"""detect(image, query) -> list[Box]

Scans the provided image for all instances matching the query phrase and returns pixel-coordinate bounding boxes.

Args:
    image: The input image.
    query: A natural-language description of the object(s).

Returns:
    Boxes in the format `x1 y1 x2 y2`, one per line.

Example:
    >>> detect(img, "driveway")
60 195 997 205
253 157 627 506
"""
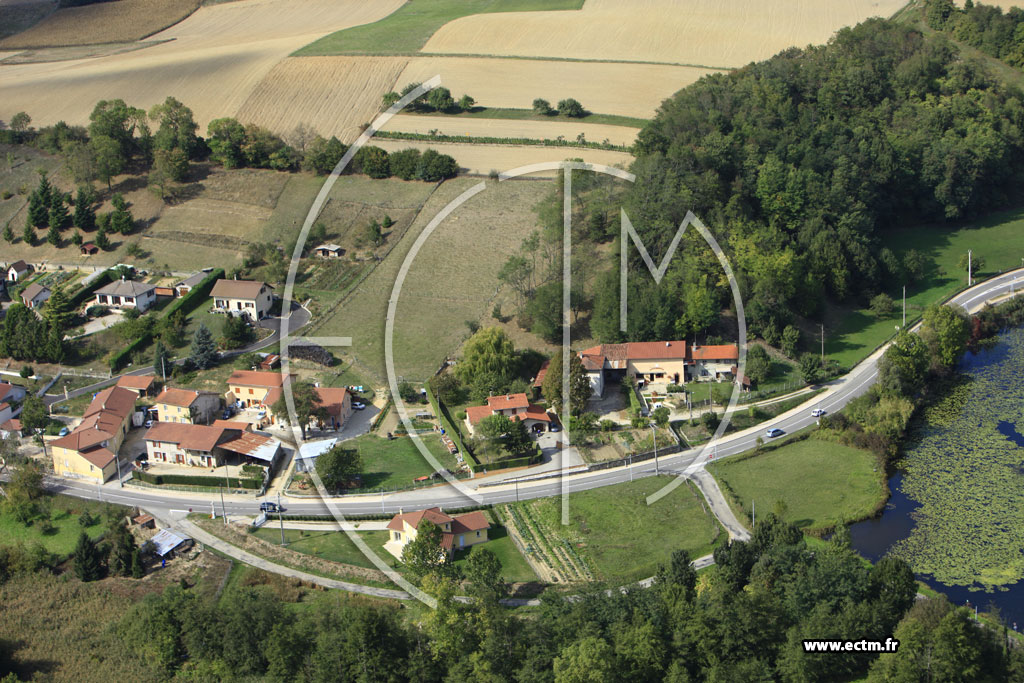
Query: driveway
66 310 124 340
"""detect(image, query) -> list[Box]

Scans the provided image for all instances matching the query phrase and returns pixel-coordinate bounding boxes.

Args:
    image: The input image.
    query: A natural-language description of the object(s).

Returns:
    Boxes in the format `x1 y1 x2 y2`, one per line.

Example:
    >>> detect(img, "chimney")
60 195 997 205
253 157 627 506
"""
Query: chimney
665 342 670 347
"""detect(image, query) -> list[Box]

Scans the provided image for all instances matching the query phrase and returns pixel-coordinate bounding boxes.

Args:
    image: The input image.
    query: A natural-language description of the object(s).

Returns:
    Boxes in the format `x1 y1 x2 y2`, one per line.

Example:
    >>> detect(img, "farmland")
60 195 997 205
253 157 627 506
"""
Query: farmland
310 176 552 382
0 0 200 49
372 139 633 176
422 0 908 67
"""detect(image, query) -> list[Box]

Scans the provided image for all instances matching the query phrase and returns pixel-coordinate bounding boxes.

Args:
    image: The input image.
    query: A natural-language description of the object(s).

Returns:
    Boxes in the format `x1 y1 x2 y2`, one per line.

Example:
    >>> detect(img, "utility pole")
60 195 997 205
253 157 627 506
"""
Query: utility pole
115 452 122 488
161 356 166 381
220 485 227 525
278 492 285 546
902 285 906 328
651 423 659 475
820 324 825 363
968 249 972 287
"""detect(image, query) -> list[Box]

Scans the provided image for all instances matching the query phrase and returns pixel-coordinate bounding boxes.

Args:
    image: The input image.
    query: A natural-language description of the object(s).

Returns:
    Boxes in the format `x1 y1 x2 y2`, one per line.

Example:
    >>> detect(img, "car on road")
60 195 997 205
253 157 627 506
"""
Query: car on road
259 502 281 513
765 427 784 438
811 408 827 417
352 402 366 410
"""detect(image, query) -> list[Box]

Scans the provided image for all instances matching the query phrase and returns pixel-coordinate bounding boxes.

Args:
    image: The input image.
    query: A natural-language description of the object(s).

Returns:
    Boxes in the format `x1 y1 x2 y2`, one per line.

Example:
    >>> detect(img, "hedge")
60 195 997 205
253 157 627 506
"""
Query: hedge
109 333 152 372
479 448 543 472
163 268 224 319
70 269 114 308
132 469 260 489
425 385 478 469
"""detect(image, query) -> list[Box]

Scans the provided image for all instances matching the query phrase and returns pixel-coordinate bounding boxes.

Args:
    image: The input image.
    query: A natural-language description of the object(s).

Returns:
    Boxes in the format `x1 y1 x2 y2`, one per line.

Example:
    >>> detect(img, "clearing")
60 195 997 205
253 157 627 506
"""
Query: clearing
422 0 909 68
707 437 886 535
501 475 724 585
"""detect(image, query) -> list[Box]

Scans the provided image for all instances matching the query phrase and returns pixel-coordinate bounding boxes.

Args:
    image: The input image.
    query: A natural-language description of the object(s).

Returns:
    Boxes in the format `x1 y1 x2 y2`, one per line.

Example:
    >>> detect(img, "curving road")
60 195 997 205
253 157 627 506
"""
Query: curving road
42 270 1024 522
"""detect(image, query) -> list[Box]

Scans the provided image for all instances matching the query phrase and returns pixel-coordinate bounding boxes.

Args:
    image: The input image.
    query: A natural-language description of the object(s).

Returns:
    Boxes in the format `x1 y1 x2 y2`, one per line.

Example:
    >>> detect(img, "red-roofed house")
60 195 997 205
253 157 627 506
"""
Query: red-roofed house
143 422 282 469
116 374 157 397
225 370 297 425
576 340 738 395
464 393 553 435
384 507 490 559
210 279 274 321
0 382 27 406
51 386 137 483
312 386 351 431
153 387 221 425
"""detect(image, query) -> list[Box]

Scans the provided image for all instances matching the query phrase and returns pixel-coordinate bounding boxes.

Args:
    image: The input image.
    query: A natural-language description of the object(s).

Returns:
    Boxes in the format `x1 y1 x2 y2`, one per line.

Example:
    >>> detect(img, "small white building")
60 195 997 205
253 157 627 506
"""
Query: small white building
94 278 158 313
20 282 50 309
6 260 30 282
210 279 274 321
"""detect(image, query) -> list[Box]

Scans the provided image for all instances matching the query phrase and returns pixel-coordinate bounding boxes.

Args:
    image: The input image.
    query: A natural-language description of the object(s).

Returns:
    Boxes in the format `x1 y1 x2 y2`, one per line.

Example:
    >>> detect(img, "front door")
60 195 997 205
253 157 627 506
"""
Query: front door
459 534 465 548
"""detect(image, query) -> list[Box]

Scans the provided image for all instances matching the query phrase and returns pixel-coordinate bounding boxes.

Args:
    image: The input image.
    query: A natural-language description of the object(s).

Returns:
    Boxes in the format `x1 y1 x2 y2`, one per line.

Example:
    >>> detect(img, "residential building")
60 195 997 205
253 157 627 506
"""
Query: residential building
174 271 209 297
312 386 352 431
384 507 490 560
153 387 221 424
0 418 21 438
143 421 281 469
51 386 137 483
116 374 157 397
20 282 50 309
313 244 344 258
464 393 553 435
0 402 12 426
532 359 550 396
0 382 27 406
6 260 30 282
94 278 157 313
210 279 274 321
226 370 293 413
577 340 739 396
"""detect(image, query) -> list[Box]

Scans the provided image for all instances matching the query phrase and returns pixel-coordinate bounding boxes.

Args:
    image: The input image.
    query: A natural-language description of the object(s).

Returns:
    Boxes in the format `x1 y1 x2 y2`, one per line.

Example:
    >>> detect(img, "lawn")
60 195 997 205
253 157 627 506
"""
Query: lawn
0 495 114 557
707 437 886 535
295 0 585 56
515 475 725 585
253 528 389 570
452 524 537 583
345 432 461 491
826 207 1024 369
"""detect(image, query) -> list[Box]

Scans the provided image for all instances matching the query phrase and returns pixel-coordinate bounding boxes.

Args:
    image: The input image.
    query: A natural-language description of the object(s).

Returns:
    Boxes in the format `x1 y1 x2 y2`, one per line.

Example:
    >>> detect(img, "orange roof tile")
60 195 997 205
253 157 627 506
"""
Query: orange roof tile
155 387 201 408
485 393 530 410
144 422 229 452
465 405 495 426
116 374 155 391
690 344 739 360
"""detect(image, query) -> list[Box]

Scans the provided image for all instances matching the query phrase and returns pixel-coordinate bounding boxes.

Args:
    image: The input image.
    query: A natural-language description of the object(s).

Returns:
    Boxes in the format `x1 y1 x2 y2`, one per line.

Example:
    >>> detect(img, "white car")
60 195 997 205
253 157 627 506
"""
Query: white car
352 403 366 411
811 408 826 417
765 428 784 438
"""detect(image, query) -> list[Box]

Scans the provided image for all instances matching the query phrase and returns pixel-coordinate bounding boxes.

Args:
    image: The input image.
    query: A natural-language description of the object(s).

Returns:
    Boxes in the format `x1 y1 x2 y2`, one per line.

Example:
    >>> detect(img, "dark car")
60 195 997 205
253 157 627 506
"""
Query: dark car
259 502 280 513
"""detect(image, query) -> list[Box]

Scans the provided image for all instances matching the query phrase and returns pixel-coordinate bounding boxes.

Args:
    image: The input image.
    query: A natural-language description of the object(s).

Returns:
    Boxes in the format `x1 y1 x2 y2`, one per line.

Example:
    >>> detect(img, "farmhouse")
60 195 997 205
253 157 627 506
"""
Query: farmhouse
143 422 282 469
464 392 552 435
153 387 221 425
51 385 136 484
116 374 157 397
20 282 50 309
577 341 739 396
384 507 490 560
313 244 344 258
6 260 30 282
226 370 291 409
210 279 274 321
0 418 21 439
94 278 157 313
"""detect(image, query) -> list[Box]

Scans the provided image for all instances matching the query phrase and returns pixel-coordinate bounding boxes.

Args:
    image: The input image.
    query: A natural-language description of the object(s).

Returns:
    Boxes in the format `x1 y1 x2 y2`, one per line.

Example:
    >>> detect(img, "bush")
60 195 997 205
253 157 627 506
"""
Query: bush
666 383 683 393
389 148 421 180
532 98 553 115
132 470 260 489
354 146 390 179
85 305 109 318
557 98 585 117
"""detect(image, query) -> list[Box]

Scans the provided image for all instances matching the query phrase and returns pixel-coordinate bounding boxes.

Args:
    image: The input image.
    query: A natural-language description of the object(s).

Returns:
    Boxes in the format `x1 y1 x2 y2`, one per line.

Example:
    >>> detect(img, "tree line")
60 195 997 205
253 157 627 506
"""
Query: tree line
924 0 1024 66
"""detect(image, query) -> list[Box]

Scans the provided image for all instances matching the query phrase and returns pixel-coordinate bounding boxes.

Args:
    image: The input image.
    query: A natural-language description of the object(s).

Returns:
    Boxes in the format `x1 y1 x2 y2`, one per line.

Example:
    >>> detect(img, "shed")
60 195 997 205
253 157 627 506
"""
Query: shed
80 244 99 255
149 529 192 557
314 244 344 258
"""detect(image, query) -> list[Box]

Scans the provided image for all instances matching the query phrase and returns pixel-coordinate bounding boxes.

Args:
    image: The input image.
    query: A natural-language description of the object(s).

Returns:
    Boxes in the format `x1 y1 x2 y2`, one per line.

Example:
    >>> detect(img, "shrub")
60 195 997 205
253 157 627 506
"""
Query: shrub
557 98 585 117
533 98 553 115
354 146 390 179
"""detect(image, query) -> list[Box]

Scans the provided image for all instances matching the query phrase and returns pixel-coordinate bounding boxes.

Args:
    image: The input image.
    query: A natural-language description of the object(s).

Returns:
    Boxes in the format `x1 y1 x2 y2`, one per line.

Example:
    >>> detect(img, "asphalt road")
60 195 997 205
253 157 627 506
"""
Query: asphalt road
41 269 1024 521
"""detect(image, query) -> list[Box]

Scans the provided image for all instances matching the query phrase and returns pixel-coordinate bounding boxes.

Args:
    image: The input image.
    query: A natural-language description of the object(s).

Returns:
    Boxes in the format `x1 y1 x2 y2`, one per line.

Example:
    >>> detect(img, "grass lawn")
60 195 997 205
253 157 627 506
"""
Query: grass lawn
347 432 460 490
0 495 113 557
827 207 1024 369
707 437 886 534
252 528 389 570
295 0 585 56
452 524 537 583
401 106 648 129
521 475 725 585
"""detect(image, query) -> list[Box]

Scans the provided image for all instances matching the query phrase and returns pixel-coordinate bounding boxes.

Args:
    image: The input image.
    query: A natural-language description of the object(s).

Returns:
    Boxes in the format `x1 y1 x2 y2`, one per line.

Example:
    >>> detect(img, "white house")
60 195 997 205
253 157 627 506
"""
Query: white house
20 282 50 309
210 279 274 321
94 278 158 313
6 260 30 282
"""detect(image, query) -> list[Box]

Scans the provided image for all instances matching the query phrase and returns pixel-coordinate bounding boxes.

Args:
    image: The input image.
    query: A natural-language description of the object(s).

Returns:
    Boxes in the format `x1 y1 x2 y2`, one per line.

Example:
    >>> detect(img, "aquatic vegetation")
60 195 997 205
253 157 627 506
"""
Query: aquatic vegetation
890 328 1024 590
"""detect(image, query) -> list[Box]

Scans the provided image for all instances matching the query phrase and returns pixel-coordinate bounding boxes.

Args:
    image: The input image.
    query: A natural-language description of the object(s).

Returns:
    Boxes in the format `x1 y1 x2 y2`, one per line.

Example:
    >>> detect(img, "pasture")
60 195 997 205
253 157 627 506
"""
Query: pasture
422 0 909 67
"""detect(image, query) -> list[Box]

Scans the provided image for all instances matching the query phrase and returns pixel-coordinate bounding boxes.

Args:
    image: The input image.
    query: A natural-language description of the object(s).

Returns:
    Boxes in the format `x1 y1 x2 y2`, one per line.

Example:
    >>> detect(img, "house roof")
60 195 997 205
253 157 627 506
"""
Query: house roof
154 387 202 408
78 446 116 469
212 419 251 430
450 510 490 534
95 279 156 298
227 370 291 389
512 404 552 423
210 279 271 301
578 341 689 367
485 393 530 411
465 405 494 426
21 282 48 302
314 386 349 417
690 344 739 361
0 418 21 433
144 422 229 452
84 386 136 421
80 243 97 252
386 508 491 544
150 529 190 557
580 354 605 371
386 507 454 531
116 374 155 391
0 383 17 402
175 271 208 289
315 244 343 252
219 431 279 462
8 260 28 274
52 428 111 451
533 360 549 388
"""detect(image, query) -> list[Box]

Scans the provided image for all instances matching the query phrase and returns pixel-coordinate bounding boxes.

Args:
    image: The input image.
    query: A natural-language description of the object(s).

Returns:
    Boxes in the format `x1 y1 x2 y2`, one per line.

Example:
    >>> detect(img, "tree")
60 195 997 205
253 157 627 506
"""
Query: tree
799 353 824 385
270 381 325 439
427 86 455 112
149 96 199 158
43 286 73 333
106 521 139 577
557 98 585 117
428 373 464 405
416 149 458 181
94 225 110 250
903 249 925 283
455 327 517 389
9 111 31 133
554 637 616 683
542 352 592 417
207 117 246 168
781 324 800 358
920 303 970 368
389 148 422 180
188 323 218 370
870 292 894 317
26 187 47 228
21 218 34 246
477 414 532 456
6 459 44 505
526 281 561 342
1 223 12 243
73 185 96 231
220 315 254 350
72 531 104 582
153 340 169 379
458 94 476 111
109 193 134 234
745 344 771 385
363 219 383 247
19 396 49 433
401 520 446 579
465 547 506 603
354 145 390 179
532 98 553 116
46 221 60 246
381 91 401 109
652 405 670 428
878 330 930 396
302 135 347 175
92 134 125 190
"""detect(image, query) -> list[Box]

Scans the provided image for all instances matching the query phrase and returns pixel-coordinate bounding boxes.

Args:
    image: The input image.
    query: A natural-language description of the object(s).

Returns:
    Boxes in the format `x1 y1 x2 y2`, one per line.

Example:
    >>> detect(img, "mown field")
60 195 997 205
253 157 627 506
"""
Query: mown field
708 437 886 534
0 0 200 49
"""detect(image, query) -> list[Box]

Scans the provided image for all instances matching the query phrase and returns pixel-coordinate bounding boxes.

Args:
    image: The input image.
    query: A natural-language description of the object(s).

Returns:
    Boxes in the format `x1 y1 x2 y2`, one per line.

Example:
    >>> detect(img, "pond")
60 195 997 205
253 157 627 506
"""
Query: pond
850 326 1024 627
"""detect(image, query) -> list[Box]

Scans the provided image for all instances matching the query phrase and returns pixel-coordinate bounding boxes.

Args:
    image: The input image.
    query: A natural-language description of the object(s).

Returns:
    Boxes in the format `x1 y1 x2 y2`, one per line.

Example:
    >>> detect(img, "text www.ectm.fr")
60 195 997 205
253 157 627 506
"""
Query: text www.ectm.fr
802 639 899 653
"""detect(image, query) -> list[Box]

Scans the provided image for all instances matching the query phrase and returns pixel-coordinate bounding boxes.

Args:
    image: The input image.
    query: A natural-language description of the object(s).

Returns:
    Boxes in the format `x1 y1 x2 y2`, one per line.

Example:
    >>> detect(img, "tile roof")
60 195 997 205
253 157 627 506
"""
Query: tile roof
210 279 271 300
387 507 454 531
690 344 739 360
485 393 530 411
52 427 112 452
212 419 251 430
144 422 229 452
95 279 157 298
386 508 491 547
79 447 115 469
513 405 552 423
465 405 494 426
84 386 136 421
0 383 16 402
450 510 490 534
532 360 549 388
154 387 201 408
116 374 155 391
314 386 349 417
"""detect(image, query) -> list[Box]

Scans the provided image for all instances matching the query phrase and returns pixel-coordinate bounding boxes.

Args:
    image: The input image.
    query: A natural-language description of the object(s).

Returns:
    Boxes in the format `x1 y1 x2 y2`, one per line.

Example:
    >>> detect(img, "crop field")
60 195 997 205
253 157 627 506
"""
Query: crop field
372 139 634 177
396 56 716 119
236 56 410 144
0 0 54 43
0 0 403 131
311 177 550 382
0 0 200 49
385 113 639 147
422 0 908 67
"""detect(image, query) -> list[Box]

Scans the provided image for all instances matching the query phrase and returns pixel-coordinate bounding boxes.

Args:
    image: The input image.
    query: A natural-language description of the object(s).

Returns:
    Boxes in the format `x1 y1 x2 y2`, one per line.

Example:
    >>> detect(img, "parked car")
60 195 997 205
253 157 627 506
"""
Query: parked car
765 428 784 438
259 502 280 513
549 424 561 432
811 408 826 417
144 420 154 428
58 426 70 436
352 402 366 411
222 408 234 420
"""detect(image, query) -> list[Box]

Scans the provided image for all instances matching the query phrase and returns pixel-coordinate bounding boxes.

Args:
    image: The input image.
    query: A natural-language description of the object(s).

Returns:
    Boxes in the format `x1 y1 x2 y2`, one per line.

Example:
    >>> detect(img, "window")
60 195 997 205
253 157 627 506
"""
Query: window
248 388 254 395
393 532 400 541
476 531 481 537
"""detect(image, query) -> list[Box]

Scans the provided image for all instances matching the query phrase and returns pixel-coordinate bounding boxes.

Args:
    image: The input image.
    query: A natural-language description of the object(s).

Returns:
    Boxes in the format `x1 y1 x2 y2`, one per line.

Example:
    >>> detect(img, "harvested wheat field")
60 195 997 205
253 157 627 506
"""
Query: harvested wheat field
0 0 403 130
0 0 201 49
423 0 908 67
396 57 717 119
237 56 409 144
385 113 639 147
373 139 633 177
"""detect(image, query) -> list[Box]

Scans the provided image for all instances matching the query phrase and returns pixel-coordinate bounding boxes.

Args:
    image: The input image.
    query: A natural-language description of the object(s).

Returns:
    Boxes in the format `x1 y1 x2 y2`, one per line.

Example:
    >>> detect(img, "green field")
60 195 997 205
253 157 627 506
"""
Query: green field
345 432 461 490
401 106 648 129
452 525 537 583
253 528 390 569
0 495 113 557
826 208 1024 369
515 475 724 585
708 437 886 534
295 0 585 56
